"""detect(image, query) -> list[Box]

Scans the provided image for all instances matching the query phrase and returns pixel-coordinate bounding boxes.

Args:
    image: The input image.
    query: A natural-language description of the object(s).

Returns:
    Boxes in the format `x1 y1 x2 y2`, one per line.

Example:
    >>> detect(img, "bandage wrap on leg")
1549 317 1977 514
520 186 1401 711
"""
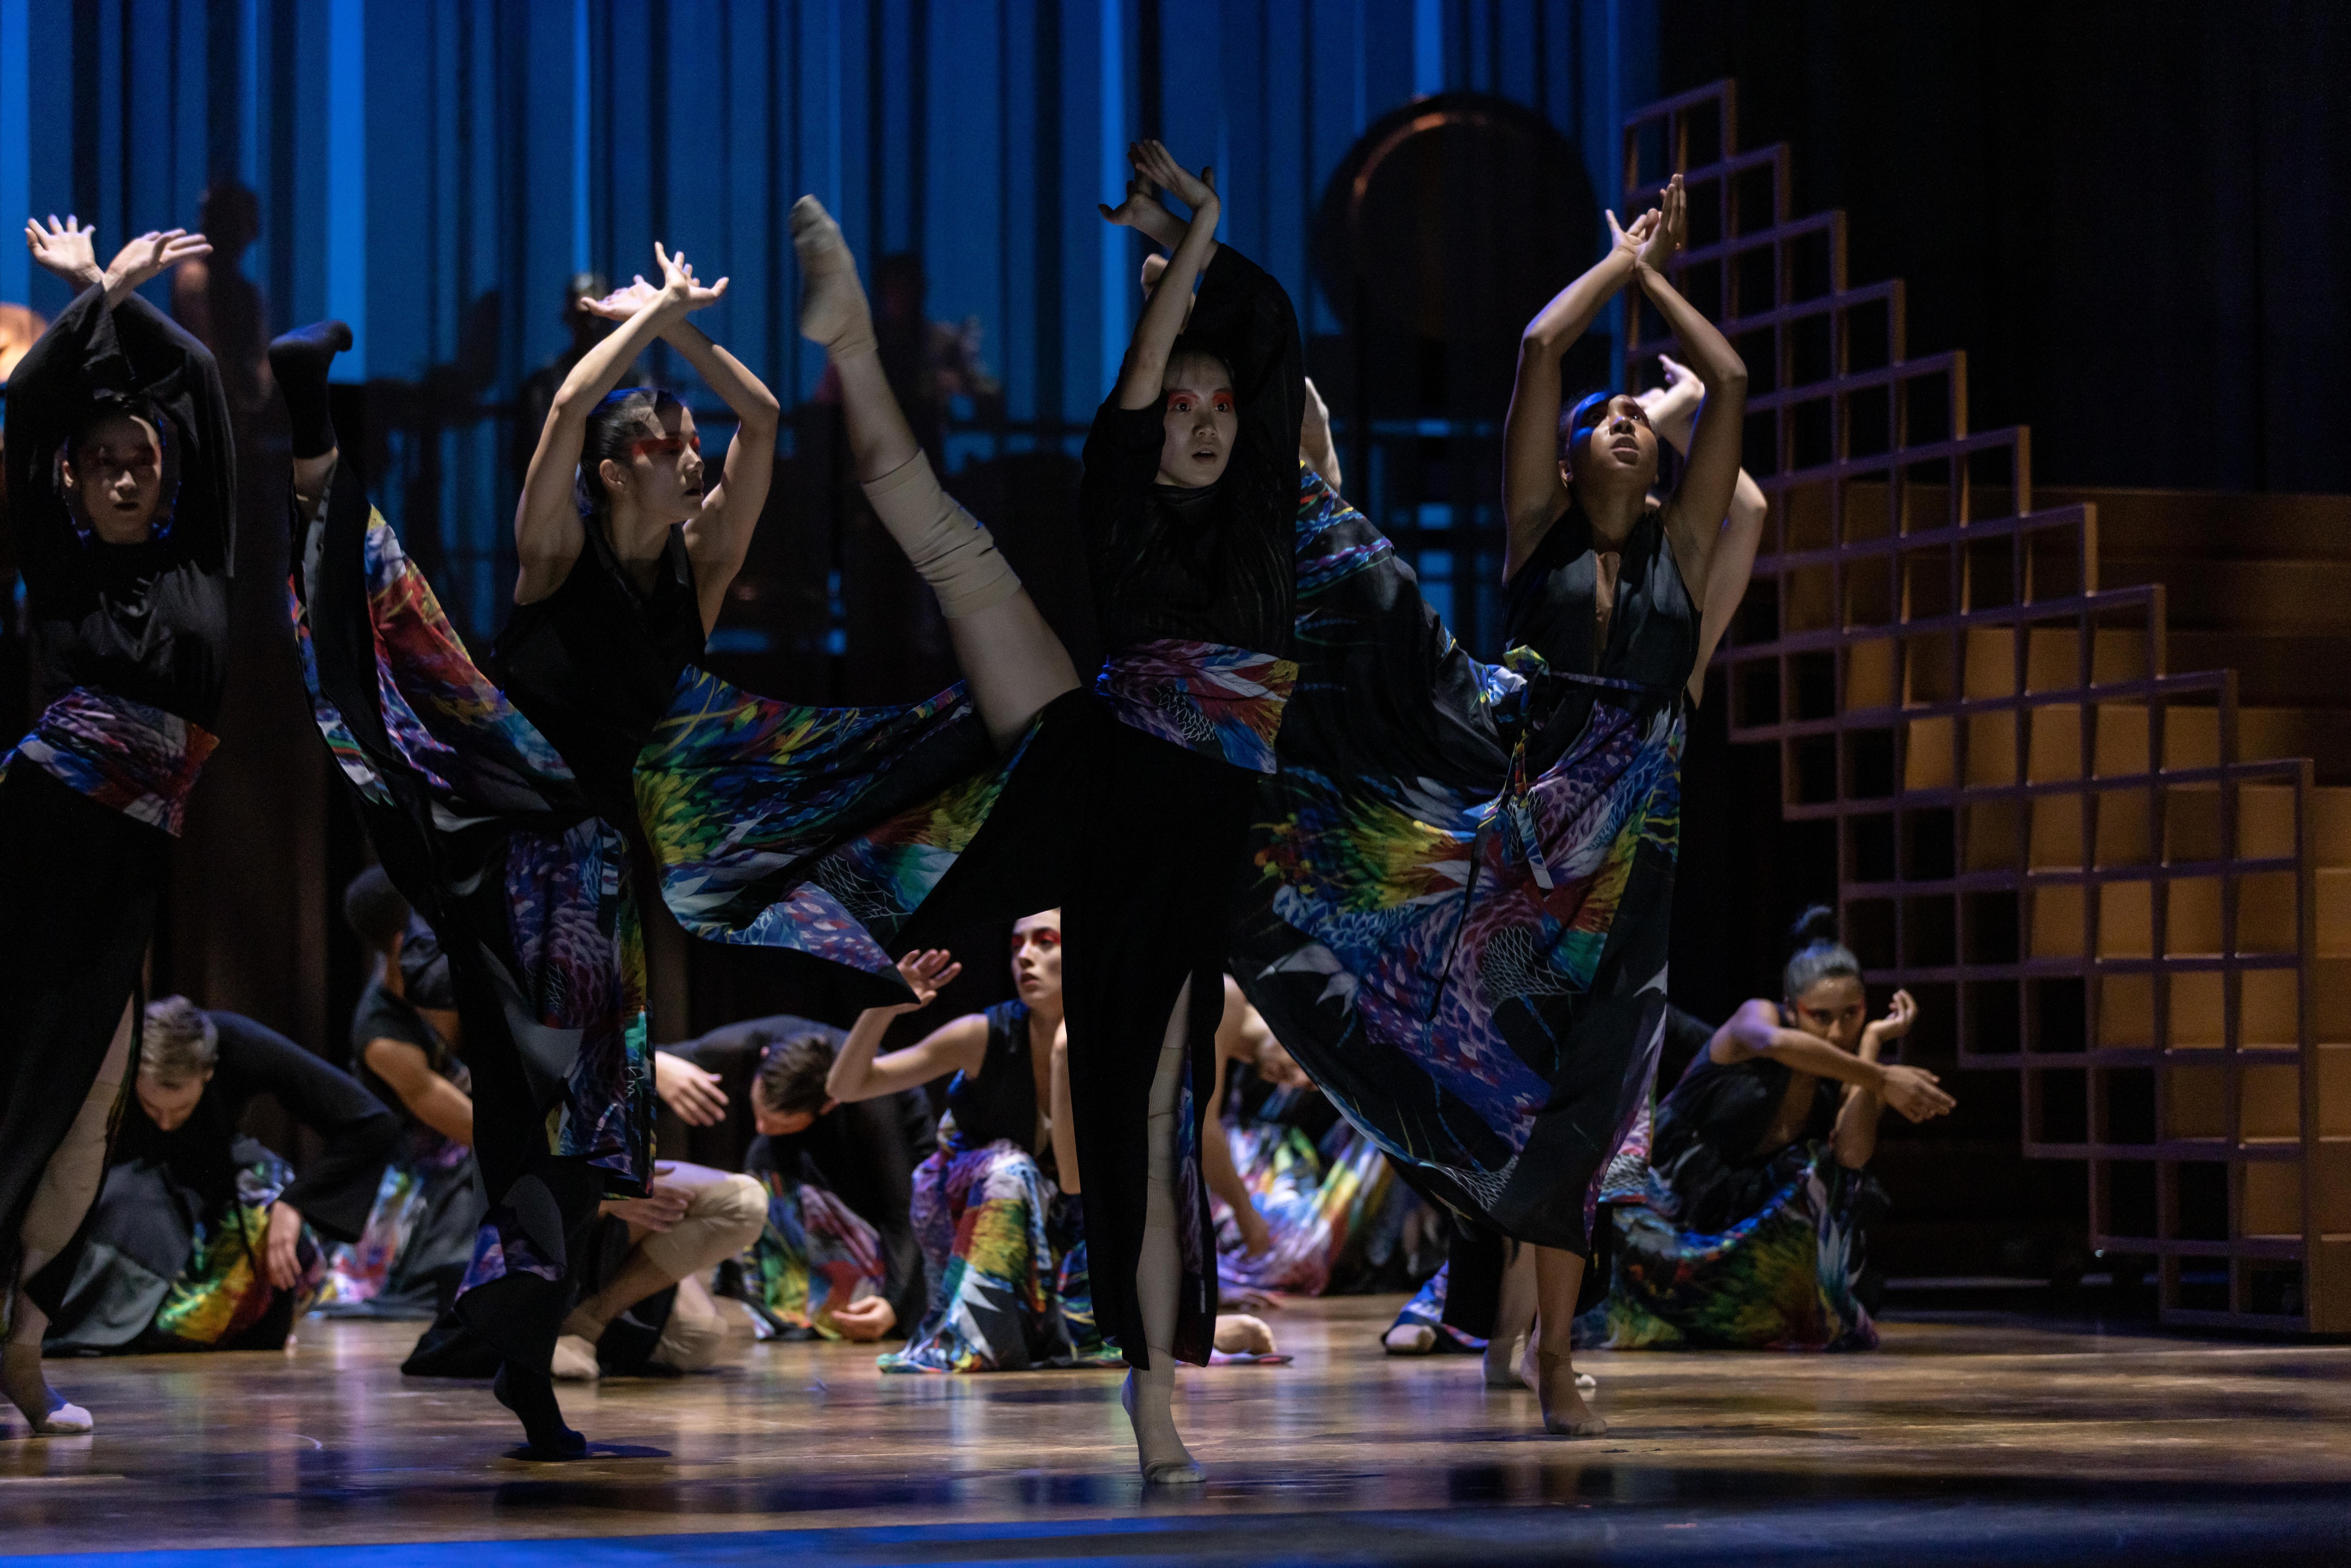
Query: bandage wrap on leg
862 450 1020 619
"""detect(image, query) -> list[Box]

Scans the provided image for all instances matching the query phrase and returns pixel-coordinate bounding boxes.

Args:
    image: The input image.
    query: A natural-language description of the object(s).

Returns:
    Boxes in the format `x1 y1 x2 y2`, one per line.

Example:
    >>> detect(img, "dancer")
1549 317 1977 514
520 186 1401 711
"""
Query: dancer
771 136 1302 1476
497 247 776 832
2 216 224 1436
1577 908 1953 1350
720 1025 936 1343
41 1000 399 1354
1221 172 1752 1436
824 918 1113 1372
313 870 485 1320
270 241 744 1457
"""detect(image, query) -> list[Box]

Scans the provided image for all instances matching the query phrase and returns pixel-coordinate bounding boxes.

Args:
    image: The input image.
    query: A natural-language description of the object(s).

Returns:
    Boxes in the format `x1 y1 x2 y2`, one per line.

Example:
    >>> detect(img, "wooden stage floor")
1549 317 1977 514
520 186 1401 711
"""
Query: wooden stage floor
5 1296 2350 1565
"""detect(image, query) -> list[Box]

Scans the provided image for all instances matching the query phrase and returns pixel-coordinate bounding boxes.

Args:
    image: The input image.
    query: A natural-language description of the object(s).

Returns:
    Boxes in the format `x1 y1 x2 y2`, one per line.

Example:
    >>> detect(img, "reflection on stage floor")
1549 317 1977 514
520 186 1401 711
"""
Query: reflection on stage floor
5 1296 2348 1564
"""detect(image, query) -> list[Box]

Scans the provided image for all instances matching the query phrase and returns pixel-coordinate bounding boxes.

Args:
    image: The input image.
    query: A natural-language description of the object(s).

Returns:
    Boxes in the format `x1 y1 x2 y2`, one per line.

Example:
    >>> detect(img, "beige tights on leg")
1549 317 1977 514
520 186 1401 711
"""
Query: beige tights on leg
792 194 1077 750
1121 979 1206 1485
6 999 134 1435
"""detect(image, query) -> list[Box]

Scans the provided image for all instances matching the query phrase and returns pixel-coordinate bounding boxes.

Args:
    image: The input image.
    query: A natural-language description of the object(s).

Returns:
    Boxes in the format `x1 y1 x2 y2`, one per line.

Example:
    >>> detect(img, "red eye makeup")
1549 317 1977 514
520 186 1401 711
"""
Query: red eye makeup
628 433 702 460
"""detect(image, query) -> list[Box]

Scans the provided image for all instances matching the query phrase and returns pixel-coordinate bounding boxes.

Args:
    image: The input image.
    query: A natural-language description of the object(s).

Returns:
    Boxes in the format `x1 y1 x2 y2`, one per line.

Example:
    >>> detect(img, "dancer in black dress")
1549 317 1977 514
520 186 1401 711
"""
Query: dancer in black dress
782 135 1298 1478
2 216 222 1436
270 240 770 1457
1466 172 1748 1429
1576 908 1953 1351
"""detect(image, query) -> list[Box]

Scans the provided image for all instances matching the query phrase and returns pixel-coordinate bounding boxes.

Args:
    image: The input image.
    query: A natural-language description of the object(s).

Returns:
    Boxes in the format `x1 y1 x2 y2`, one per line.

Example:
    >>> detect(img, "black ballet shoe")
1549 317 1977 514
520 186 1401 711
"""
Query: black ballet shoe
493 1363 586 1460
268 321 353 461
268 319 353 374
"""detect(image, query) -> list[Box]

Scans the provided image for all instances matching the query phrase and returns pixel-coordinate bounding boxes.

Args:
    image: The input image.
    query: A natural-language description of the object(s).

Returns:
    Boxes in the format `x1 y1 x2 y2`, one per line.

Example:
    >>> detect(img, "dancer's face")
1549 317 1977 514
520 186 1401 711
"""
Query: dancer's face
63 411 165 544
1011 911 1063 1007
1156 352 1236 489
1565 394 1658 496
601 407 707 525
1786 975 1867 1053
136 1069 211 1132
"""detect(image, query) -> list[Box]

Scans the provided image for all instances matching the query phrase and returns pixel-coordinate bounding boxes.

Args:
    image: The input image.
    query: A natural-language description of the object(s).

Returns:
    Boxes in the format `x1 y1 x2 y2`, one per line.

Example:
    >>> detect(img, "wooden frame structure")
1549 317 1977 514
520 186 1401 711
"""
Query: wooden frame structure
1621 80 2347 1331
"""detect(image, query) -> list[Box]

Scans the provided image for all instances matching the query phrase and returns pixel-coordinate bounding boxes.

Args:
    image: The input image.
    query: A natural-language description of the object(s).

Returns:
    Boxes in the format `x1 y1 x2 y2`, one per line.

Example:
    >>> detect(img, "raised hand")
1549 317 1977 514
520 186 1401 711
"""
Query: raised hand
105 228 212 295
1604 205 1659 268
1638 352 1705 443
581 273 663 321
1634 173 1688 274
892 947 963 1011
1131 139 1216 217
1099 171 1176 233
1870 988 1919 1045
652 241 727 314
25 215 101 289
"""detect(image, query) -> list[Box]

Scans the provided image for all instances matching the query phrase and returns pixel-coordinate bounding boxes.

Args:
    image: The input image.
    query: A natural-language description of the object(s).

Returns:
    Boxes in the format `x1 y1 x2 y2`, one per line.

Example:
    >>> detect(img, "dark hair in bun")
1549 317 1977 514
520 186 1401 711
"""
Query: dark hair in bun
1782 904 1862 1000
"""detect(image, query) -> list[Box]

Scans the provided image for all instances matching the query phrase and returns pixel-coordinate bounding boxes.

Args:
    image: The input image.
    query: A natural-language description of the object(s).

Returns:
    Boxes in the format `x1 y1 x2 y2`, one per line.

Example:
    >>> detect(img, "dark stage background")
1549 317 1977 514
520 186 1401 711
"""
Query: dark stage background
3 0 2342 1286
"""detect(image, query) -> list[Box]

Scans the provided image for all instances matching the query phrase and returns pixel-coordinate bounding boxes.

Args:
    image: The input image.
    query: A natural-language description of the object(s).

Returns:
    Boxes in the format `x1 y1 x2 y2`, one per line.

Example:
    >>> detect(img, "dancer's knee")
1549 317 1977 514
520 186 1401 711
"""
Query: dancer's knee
861 450 1018 619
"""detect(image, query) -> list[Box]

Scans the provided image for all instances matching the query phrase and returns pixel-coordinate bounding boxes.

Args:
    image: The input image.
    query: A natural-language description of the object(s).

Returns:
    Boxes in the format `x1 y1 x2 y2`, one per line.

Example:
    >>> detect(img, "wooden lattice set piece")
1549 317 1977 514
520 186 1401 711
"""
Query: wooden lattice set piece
1622 80 2351 1332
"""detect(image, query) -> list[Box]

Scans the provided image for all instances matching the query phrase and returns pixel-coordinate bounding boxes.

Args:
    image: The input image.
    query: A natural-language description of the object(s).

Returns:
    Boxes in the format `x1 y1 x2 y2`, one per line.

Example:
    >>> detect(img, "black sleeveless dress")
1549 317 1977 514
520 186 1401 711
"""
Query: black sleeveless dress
1231 489 1694 1256
0 286 235 1315
493 516 706 832
290 462 656 1366
939 999 1048 1160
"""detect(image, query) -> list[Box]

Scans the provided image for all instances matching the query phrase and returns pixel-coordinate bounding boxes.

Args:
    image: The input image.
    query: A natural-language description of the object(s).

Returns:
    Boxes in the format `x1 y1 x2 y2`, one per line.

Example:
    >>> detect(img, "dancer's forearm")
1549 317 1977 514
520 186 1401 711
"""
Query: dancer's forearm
1116 192 1220 410
663 321 779 435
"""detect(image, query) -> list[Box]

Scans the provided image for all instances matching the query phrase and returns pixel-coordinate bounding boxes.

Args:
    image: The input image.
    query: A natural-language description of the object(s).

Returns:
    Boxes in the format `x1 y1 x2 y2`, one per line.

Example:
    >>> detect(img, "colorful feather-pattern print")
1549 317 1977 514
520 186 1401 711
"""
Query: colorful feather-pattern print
502 818 653 1182
1231 465 1683 1246
1215 1119 1397 1297
150 1150 321 1347
1573 1146 1882 1352
1093 639 1297 774
635 667 1017 979
1 685 218 834
291 508 573 817
879 1135 1119 1374
745 1172 888 1339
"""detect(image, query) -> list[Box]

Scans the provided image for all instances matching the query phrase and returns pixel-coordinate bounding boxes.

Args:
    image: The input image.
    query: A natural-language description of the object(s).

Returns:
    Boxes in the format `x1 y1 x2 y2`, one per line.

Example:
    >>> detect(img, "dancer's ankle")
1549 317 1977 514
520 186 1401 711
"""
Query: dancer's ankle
2 1342 91 1435
493 1361 586 1459
1121 1359 1206 1484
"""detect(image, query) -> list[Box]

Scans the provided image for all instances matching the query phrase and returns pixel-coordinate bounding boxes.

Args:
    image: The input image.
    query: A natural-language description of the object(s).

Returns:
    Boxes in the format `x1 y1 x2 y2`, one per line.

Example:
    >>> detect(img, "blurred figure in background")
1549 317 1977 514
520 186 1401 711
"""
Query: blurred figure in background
170 181 270 417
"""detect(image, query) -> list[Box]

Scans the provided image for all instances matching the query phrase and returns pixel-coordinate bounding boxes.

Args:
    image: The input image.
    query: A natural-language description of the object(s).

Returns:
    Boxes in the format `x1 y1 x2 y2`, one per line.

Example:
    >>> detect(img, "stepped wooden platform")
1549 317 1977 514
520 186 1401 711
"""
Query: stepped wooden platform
1628 83 2351 1332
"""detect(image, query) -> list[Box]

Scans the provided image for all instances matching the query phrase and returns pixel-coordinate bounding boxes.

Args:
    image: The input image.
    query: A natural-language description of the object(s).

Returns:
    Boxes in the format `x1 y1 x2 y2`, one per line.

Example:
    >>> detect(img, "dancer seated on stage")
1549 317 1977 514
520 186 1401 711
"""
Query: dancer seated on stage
741 1030 935 1341
651 1015 935 1344
1207 979 1415 1301
314 867 484 1320
1574 907 1954 1352
825 914 1117 1373
40 999 399 1355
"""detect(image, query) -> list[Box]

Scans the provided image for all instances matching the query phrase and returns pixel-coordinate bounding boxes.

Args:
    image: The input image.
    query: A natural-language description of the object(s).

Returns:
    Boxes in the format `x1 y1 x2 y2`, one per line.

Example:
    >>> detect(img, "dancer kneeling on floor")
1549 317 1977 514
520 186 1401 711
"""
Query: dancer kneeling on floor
734 1028 935 1344
824 914 1115 1372
42 998 399 1355
314 868 485 1320
649 1014 935 1345
1574 907 1955 1351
